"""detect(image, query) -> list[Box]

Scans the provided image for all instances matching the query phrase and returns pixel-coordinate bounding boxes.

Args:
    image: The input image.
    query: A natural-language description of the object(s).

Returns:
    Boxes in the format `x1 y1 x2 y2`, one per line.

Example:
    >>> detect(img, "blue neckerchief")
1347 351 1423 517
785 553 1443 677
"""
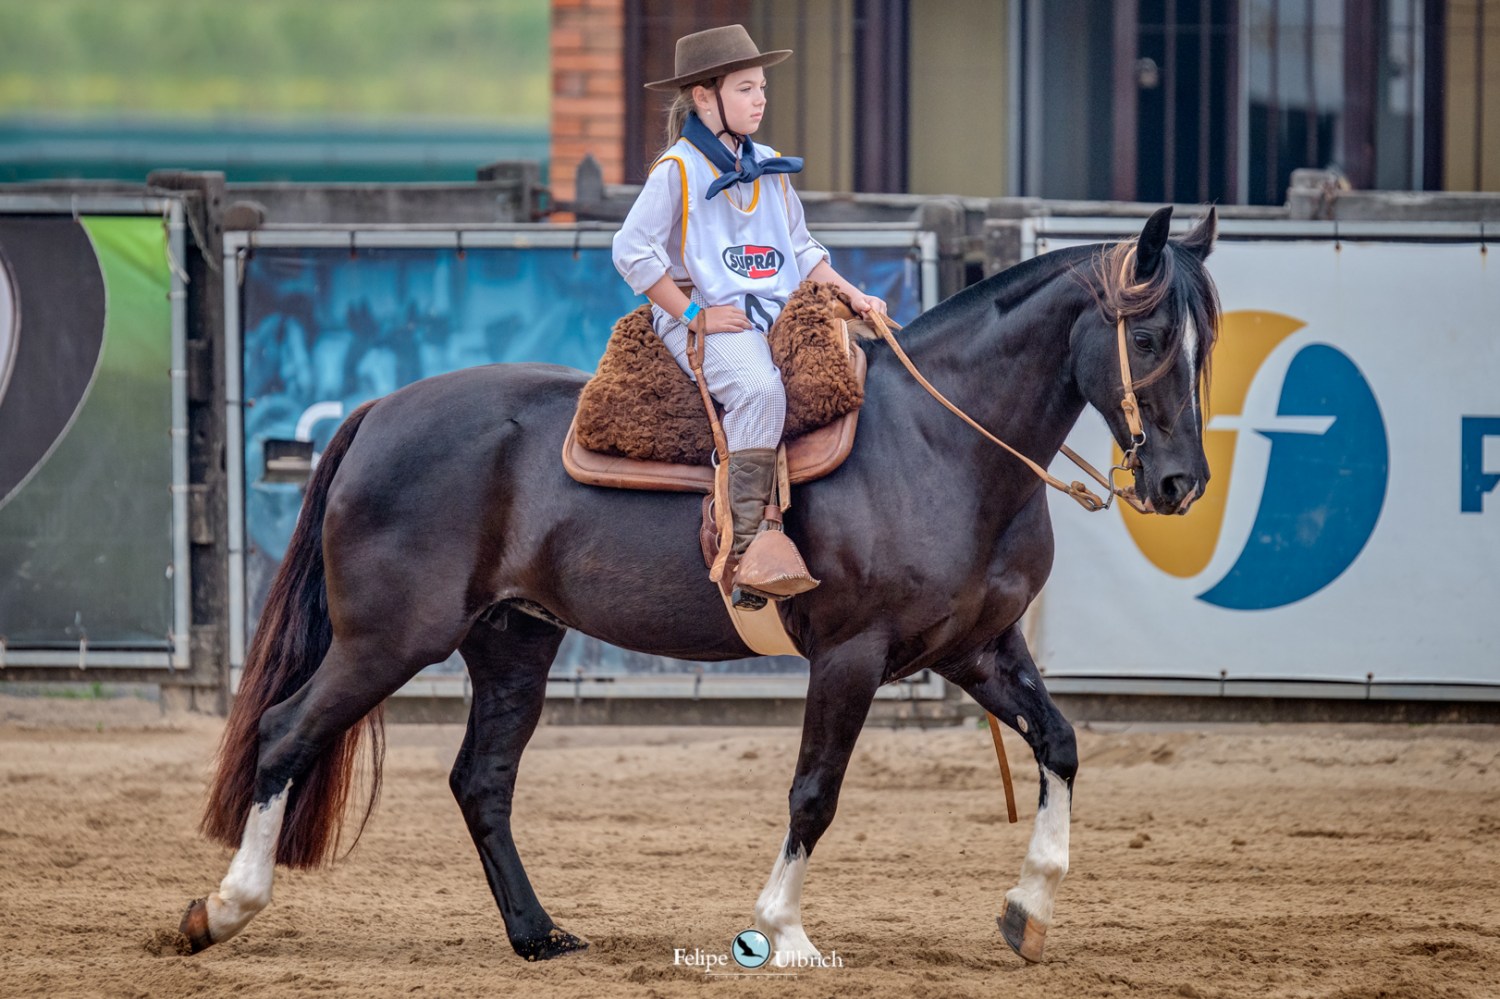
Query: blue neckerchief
682 111 803 201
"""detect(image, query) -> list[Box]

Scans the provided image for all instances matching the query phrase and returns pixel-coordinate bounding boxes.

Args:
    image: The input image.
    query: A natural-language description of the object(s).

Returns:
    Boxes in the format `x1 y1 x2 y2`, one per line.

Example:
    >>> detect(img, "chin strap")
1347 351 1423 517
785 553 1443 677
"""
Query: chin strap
866 309 1153 514
710 79 745 170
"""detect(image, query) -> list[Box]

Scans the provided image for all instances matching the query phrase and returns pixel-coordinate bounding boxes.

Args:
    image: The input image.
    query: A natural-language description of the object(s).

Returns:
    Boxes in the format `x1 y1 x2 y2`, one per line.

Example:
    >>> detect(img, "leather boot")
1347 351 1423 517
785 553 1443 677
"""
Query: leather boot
725 449 819 608
726 449 776 559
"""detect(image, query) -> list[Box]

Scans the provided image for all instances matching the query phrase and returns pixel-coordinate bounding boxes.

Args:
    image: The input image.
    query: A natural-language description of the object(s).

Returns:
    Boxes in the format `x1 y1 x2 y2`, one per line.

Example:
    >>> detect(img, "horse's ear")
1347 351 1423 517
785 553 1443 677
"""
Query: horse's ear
1179 206 1218 260
1135 206 1174 279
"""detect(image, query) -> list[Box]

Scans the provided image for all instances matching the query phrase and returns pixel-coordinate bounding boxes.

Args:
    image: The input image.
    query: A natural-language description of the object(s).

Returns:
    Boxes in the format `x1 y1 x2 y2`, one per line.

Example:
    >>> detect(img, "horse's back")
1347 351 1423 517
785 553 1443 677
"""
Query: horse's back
317 361 748 657
320 362 586 548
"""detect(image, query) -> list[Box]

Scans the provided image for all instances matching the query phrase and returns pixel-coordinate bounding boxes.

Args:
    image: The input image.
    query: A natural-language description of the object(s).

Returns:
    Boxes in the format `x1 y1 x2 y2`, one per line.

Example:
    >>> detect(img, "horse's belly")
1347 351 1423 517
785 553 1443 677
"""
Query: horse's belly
504 486 754 660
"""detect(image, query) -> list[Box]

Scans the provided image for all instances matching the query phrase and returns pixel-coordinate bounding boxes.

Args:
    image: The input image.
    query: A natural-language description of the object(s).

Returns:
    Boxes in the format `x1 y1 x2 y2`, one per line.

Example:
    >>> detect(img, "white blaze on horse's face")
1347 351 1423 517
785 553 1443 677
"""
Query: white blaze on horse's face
1180 310 1204 509
1184 312 1199 426
1004 768 1071 926
755 833 821 964
205 783 290 943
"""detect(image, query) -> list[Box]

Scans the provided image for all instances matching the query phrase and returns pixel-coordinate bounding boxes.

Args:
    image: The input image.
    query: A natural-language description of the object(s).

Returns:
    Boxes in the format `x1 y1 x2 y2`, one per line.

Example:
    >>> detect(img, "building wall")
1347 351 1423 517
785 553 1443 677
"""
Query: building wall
552 0 1499 203
750 0 856 193
909 0 1010 196
1444 0 1500 191
550 0 626 206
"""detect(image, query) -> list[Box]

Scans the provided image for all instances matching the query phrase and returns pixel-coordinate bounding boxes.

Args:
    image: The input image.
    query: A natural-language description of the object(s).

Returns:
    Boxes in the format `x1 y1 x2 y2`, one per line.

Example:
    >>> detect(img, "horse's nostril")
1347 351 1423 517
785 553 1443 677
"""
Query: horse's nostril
1161 474 1190 506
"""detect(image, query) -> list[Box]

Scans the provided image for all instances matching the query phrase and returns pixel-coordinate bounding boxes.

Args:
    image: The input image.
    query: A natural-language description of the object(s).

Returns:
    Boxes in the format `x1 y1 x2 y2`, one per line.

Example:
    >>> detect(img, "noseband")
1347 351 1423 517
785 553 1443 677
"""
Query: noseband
868 310 1154 514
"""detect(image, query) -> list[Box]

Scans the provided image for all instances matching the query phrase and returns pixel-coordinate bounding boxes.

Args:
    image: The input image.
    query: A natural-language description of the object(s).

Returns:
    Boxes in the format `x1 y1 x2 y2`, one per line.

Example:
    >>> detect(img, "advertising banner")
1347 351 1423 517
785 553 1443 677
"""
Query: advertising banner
0 213 180 654
1031 227 1499 691
234 231 933 682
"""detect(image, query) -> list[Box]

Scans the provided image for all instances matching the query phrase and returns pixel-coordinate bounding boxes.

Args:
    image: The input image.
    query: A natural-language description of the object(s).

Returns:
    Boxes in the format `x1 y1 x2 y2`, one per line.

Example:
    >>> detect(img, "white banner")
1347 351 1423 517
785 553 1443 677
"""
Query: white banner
1032 228 1500 688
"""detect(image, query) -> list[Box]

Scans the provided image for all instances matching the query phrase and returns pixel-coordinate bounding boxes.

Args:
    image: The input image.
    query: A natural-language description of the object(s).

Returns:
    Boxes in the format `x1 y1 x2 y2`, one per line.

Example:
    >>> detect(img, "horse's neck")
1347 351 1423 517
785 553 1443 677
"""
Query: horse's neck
888 267 1092 473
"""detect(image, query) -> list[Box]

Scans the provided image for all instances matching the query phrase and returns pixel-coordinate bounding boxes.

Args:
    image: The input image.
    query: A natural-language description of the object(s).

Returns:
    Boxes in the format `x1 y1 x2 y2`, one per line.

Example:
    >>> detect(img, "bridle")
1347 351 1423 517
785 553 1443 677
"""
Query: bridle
866 309 1155 514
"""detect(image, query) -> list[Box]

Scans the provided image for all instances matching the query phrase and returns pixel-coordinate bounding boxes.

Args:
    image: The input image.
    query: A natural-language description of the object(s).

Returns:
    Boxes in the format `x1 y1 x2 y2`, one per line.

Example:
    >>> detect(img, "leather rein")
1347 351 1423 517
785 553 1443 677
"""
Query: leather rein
865 309 1153 514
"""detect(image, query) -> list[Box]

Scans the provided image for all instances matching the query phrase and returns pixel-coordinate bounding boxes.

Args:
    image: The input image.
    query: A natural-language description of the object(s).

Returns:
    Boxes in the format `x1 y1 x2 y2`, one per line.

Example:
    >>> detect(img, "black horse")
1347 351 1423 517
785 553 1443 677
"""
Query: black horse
183 206 1219 965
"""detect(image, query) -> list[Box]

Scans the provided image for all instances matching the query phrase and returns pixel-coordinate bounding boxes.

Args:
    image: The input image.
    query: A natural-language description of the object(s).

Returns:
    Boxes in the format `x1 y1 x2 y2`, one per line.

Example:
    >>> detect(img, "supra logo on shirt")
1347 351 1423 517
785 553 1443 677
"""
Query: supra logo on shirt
722 244 784 279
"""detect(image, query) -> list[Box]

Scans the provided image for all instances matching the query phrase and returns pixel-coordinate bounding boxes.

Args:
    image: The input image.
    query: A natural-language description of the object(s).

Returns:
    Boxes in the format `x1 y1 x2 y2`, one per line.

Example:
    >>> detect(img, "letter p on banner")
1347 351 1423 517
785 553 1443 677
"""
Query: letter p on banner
1460 417 1500 513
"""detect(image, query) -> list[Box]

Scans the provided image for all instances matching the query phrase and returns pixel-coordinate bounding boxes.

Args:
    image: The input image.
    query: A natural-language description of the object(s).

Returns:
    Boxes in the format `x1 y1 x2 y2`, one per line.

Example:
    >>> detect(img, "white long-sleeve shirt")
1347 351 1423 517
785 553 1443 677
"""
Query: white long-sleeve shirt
611 142 829 297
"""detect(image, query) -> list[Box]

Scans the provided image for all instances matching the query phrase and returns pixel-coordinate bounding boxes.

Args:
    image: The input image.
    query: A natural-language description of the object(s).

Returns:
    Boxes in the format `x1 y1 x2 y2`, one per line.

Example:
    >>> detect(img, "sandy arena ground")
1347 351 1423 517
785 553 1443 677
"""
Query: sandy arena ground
2 693 1498 999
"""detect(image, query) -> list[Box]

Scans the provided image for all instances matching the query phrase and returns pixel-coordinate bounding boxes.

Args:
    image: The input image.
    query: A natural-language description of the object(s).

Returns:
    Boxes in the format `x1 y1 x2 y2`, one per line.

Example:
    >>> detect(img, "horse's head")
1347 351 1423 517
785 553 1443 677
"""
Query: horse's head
1072 206 1220 516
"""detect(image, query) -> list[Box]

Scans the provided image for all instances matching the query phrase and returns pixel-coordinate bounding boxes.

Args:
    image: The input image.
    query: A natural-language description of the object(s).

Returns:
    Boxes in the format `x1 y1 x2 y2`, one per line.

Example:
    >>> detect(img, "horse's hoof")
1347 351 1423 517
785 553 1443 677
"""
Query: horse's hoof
514 927 590 962
997 899 1047 963
179 898 216 954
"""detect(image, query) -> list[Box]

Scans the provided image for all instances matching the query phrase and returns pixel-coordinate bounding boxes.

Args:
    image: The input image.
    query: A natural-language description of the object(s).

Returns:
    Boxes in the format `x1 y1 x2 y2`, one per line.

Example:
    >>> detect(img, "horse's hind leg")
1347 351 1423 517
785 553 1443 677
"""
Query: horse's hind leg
184 619 469 950
449 607 585 961
955 625 1078 963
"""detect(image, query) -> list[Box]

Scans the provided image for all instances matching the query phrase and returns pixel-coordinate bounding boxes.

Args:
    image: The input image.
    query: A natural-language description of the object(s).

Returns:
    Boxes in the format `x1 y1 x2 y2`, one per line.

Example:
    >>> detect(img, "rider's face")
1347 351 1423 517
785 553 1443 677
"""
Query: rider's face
696 67 767 138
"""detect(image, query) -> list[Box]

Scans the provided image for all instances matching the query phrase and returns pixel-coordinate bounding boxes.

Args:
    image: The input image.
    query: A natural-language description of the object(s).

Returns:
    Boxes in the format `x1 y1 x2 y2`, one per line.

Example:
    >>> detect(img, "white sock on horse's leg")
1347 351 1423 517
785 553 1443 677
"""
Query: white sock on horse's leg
1004 767 1071 926
754 832 820 964
205 782 291 943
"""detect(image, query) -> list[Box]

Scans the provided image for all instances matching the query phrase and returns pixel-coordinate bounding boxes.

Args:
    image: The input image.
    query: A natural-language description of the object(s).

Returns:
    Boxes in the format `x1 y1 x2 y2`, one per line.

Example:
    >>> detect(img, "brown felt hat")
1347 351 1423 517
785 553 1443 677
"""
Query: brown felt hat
644 24 792 92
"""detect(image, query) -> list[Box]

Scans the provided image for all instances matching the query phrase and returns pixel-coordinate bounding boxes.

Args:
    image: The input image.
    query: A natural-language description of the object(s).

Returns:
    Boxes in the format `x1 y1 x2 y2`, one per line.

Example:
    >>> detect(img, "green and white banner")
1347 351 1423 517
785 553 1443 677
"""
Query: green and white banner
0 212 182 656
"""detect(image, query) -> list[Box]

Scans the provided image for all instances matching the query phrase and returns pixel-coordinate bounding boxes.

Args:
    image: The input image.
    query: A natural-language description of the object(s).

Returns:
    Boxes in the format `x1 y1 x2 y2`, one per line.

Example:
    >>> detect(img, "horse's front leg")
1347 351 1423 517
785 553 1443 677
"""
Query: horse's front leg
954 625 1078 963
754 639 885 966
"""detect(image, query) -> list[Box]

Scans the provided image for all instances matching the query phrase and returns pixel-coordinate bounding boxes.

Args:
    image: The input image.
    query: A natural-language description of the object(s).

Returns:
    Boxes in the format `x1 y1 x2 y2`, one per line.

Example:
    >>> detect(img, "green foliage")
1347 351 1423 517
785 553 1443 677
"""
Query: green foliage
38 681 107 700
0 0 549 122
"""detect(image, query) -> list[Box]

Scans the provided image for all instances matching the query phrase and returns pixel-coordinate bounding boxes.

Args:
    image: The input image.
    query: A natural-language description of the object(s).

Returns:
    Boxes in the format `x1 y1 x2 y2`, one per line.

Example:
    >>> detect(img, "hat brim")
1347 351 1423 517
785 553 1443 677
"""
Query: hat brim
644 50 792 92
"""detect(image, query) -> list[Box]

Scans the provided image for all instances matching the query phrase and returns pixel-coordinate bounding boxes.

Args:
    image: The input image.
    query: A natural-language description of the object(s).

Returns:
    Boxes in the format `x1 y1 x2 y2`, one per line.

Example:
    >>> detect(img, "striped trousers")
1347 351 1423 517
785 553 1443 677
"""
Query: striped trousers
652 297 786 452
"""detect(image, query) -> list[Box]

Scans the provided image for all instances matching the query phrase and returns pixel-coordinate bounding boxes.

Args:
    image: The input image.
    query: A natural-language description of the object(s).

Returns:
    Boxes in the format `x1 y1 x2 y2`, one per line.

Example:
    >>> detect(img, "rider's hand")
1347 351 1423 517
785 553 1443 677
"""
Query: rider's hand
849 291 887 317
691 304 754 335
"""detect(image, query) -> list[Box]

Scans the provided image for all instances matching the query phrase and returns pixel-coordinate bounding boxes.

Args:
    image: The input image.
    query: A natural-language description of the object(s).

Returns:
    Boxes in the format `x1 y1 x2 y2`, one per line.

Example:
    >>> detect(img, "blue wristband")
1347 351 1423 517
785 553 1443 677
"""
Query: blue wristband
681 301 702 324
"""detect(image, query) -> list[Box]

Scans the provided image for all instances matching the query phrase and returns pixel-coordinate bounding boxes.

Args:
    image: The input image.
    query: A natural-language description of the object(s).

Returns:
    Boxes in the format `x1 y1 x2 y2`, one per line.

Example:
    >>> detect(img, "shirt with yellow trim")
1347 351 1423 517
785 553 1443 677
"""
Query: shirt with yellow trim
611 139 828 298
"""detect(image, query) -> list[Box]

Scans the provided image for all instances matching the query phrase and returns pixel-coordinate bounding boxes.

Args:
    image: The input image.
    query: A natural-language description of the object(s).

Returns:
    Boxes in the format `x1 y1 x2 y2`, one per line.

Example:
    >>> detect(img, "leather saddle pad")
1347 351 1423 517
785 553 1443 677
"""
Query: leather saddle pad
563 280 870 494
563 343 865 493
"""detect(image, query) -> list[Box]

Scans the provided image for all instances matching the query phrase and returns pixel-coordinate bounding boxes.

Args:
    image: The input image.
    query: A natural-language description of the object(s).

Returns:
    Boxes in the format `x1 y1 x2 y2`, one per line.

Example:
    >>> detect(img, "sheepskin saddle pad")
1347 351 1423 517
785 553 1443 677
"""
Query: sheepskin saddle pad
563 280 868 494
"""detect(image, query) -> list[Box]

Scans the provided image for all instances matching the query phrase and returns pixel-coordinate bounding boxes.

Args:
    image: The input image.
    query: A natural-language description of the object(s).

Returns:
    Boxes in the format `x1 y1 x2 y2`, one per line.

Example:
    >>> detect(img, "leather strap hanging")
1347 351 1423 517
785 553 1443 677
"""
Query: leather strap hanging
986 713 1019 824
687 325 735 583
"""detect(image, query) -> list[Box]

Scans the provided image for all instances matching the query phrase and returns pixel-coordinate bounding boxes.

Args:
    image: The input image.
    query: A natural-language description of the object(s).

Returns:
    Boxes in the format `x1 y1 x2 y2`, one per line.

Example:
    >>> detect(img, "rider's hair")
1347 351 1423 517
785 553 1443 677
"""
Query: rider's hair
655 86 699 164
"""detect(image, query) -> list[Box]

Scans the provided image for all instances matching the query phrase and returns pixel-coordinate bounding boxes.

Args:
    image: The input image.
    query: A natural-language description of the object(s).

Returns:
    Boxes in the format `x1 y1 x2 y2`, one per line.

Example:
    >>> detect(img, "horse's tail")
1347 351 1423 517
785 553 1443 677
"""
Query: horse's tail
200 399 384 869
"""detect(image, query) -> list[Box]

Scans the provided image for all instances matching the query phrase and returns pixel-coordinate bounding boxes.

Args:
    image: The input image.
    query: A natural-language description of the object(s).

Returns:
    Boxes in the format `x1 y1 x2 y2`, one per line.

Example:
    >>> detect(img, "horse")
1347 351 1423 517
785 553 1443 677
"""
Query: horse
181 205 1220 965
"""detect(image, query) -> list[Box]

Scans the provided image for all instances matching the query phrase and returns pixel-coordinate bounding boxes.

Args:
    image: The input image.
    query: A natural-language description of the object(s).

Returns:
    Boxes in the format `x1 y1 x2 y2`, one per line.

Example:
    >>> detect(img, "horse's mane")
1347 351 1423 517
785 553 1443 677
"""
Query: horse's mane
895 244 1097 337
1089 233 1221 402
893 230 1220 411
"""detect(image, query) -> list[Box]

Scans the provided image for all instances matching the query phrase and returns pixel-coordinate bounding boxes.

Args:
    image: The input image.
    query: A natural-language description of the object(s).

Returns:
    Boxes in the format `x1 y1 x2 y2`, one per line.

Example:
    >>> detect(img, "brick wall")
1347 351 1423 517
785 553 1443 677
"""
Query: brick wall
550 0 626 210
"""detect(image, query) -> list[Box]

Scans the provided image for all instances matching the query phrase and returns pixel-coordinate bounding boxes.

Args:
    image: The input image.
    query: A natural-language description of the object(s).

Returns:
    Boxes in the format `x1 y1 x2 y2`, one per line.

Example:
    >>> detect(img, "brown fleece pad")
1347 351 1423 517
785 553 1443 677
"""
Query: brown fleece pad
572 280 865 467
563 345 864 494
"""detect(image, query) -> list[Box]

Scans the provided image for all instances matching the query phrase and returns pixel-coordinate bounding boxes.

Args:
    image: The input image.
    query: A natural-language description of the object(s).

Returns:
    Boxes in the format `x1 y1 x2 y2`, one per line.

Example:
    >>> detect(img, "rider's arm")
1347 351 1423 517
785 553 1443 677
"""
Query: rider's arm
782 178 830 280
641 274 693 325
782 179 883 315
612 162 682 302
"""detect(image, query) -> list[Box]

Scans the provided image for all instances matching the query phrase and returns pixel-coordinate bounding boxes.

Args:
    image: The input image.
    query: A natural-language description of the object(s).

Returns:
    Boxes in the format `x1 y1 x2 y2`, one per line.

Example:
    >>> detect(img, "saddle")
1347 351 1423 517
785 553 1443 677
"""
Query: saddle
562 280 868 494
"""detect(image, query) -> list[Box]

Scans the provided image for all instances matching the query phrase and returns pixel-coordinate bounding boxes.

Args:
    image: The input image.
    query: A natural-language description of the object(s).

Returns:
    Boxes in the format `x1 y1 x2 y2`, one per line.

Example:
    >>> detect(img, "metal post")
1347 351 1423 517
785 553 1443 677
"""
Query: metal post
853 0 909 193
1112 0 1141 202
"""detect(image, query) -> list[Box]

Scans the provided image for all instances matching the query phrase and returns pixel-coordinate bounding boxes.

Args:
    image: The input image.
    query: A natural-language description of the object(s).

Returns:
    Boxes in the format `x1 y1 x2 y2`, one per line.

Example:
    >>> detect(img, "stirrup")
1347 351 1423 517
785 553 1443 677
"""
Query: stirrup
730 586 769 611
733 523 820 600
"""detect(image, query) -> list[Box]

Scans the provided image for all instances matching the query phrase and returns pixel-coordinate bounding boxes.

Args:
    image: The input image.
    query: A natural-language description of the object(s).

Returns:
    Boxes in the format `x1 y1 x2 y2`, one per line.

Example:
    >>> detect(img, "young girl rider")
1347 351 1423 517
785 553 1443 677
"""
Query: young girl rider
612 23 886 608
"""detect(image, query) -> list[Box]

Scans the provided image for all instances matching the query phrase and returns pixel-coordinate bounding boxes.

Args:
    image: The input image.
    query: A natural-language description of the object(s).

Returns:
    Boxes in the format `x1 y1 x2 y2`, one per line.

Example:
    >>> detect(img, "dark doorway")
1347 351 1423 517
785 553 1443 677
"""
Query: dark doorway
1126 0 1240 204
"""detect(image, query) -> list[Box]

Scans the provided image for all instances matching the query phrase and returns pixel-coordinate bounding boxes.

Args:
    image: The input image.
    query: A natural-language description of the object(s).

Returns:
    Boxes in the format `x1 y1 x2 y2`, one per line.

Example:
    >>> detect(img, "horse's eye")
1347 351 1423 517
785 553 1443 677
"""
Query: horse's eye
1133 332 1154 351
